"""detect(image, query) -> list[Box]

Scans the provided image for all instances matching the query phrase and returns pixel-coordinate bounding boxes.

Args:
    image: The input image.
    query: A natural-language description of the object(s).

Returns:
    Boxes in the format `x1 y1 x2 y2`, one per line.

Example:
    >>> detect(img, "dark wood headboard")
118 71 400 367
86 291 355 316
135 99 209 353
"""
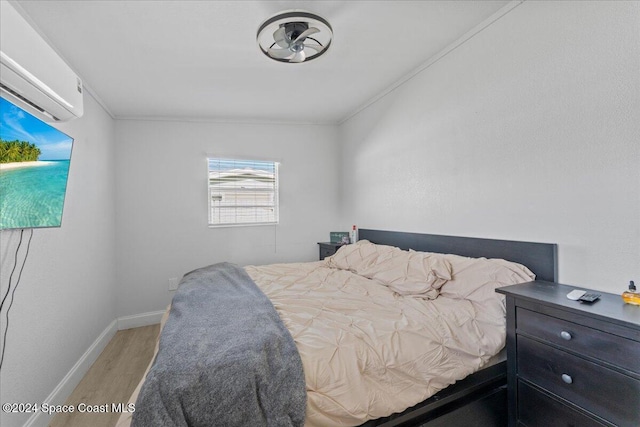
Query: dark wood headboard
358 229 558 283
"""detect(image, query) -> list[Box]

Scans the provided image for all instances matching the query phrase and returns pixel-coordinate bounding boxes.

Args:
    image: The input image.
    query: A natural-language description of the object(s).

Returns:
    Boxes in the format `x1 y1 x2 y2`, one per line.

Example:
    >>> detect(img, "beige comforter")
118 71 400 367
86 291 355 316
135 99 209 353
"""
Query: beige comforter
118 240 534 427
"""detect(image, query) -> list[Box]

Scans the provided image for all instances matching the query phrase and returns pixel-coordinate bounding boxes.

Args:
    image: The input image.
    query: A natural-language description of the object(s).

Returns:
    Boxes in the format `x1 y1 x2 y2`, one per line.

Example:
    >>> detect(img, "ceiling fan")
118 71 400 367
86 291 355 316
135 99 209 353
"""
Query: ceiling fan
257 10 333 63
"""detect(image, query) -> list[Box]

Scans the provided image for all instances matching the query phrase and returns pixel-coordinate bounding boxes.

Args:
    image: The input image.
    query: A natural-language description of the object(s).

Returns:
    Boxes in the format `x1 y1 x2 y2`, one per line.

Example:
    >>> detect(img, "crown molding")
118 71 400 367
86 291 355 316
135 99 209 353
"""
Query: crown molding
339 0 525 125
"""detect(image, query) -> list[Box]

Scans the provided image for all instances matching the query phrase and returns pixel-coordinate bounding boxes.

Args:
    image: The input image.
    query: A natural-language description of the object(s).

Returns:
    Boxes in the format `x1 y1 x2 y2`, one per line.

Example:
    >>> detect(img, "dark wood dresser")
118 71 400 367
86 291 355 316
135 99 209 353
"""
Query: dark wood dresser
496 281 640 427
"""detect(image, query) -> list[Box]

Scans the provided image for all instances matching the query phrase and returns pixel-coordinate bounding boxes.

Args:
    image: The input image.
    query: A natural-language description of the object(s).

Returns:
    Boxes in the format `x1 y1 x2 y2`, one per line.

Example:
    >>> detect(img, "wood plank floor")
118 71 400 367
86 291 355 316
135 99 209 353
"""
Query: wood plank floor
49 324 160 427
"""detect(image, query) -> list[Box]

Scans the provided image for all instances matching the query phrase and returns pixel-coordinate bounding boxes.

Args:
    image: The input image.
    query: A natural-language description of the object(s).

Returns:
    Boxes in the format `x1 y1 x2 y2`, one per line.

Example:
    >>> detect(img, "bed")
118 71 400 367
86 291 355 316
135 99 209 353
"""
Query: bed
117 229 557 427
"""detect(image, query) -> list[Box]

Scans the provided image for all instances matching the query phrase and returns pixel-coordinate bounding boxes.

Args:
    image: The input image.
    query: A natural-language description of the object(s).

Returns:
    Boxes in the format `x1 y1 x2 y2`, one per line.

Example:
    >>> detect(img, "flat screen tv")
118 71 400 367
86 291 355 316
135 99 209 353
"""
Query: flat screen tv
0 97 74 230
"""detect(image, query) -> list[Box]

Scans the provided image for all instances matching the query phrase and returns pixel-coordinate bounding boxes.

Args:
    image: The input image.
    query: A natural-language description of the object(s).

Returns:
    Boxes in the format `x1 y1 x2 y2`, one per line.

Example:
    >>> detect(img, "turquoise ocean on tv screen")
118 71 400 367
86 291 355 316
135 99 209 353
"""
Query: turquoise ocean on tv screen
0 160 70 229
0 97 74 229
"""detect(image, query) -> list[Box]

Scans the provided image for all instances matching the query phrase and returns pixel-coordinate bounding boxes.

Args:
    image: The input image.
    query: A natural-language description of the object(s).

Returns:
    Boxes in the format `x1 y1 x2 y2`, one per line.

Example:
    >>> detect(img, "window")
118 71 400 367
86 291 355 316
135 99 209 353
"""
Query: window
208 158 279 226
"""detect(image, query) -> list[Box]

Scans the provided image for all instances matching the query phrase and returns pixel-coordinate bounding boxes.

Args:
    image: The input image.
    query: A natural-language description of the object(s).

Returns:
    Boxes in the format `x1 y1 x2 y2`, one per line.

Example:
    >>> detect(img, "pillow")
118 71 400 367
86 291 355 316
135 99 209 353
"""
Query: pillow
327 240 453 299
437 253 535 301
433 254 535 340
325 240 394 272
357 249 452 299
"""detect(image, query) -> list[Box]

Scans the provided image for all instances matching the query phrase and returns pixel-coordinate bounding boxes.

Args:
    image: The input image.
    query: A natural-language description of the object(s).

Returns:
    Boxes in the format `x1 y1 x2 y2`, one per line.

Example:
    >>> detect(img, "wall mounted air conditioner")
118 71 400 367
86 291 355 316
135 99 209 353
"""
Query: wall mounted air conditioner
0 2 83 122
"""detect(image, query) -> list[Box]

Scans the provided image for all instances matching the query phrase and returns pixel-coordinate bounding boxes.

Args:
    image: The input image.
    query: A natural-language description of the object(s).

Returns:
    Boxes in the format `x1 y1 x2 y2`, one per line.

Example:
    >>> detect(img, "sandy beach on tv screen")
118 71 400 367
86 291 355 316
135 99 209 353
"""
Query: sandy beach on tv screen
0 161 55 170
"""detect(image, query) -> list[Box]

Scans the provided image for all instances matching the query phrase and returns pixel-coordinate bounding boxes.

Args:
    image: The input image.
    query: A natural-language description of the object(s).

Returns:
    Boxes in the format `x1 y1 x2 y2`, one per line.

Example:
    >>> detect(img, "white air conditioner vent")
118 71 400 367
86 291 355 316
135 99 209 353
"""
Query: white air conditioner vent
0 2 83 122
0 82 56 120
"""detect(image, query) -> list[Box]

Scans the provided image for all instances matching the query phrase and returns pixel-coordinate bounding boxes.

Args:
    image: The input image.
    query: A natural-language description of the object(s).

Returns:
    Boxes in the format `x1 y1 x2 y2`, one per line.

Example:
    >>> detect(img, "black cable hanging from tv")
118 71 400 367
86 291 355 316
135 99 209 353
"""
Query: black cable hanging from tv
0 228 34 371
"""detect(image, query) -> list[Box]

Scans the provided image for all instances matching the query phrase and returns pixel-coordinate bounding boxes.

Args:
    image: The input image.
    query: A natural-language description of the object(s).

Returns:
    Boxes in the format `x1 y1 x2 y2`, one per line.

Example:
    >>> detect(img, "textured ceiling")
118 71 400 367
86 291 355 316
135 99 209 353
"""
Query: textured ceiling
14 0 511 123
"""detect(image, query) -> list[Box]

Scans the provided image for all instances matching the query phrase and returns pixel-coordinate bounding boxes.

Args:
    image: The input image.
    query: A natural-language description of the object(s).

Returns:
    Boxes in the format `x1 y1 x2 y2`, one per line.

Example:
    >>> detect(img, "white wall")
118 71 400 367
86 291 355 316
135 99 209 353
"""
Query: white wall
339 0 640 293
115 119 340 317
0 93 117 427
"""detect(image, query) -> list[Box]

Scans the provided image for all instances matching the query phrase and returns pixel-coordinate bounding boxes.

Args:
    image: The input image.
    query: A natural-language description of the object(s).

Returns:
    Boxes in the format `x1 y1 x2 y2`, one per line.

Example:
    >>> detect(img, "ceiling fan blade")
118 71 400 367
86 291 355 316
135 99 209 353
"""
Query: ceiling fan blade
303 44 324 53
273 27 289 48
290 50 306 63
268 47 294 59
292 27 320 44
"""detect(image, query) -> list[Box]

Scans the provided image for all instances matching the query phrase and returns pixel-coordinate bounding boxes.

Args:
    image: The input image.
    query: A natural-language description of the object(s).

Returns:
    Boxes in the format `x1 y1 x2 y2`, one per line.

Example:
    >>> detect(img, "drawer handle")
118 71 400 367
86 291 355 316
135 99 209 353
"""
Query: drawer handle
561 374 573 384
560 331 572 340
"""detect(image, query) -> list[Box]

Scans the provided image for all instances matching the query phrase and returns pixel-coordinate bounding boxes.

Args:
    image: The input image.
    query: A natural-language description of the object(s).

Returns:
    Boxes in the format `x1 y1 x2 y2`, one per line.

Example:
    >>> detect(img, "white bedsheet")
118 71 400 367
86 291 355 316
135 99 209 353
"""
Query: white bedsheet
117 244 534 427
245 251 533 426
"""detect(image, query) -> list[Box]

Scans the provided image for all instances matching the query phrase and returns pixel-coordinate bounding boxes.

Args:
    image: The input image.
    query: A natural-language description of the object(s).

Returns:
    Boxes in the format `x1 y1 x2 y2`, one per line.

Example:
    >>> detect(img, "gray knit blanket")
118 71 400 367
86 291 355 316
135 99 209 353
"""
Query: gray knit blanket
131 262 306 427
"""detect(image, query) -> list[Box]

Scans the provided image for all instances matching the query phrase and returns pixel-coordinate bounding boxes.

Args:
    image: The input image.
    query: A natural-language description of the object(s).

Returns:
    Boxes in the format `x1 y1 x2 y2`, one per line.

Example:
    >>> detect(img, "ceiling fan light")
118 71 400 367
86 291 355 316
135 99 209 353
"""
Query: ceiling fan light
257 10 332 64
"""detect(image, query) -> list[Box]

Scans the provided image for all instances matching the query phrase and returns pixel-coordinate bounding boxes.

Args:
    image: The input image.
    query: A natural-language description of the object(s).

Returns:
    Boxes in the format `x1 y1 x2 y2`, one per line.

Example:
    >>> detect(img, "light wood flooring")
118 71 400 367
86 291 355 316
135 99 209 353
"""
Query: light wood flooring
49 324 160 427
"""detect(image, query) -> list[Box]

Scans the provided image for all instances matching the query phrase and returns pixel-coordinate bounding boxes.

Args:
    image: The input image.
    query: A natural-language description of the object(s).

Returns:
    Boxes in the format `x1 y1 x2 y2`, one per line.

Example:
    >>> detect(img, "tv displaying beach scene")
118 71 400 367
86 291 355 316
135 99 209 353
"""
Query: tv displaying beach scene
0 97 74 230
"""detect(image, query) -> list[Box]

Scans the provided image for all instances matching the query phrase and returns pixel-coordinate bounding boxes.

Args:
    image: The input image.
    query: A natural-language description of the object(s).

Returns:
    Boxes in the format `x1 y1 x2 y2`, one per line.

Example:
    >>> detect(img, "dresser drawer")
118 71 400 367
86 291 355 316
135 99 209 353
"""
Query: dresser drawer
518 381 609 427
516 307 640 375
517 335 640 426
319 246 336 260
318 243 346 260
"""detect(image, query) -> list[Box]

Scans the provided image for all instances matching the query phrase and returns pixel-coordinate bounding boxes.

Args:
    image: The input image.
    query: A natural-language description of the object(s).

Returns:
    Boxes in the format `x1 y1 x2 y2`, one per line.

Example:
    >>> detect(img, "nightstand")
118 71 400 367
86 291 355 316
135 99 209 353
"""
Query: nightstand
317 242 345 260
496 281 640 427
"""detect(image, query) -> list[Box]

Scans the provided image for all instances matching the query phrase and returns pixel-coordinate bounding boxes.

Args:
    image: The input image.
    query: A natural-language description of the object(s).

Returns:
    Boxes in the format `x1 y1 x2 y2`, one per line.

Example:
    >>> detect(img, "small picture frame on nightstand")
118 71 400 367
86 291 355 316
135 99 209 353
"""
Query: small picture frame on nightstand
330 231 350 244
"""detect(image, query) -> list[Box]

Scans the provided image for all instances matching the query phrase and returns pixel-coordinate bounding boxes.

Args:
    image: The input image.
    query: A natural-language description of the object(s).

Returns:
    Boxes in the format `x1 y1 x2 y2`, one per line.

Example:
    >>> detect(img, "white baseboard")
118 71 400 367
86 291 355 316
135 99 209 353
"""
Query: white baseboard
116 310 165 330
23 319 118 427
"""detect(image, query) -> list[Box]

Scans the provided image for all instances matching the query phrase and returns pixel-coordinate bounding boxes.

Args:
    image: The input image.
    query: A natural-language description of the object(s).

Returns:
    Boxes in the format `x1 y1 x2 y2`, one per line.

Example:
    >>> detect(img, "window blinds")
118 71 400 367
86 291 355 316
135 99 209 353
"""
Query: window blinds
208 158 279 226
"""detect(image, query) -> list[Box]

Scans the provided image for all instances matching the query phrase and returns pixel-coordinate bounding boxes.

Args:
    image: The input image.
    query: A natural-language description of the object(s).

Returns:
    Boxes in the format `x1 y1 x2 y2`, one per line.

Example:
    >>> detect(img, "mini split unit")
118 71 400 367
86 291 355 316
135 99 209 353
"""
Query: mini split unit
0 2 84 122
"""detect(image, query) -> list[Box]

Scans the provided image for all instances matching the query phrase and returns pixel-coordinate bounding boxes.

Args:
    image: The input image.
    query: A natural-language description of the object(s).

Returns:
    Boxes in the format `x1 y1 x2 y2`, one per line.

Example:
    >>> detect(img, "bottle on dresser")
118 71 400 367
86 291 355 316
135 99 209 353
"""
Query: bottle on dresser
622 280 640 306
350 225 358 244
